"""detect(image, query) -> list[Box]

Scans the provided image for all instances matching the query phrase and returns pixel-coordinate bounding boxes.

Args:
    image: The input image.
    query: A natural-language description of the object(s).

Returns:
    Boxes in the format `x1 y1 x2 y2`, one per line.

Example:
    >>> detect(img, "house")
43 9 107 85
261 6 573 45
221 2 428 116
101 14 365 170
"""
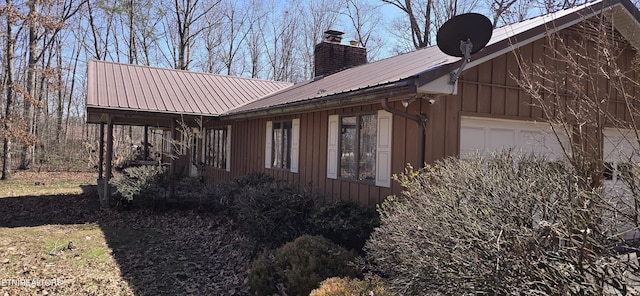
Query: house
86 0 640 205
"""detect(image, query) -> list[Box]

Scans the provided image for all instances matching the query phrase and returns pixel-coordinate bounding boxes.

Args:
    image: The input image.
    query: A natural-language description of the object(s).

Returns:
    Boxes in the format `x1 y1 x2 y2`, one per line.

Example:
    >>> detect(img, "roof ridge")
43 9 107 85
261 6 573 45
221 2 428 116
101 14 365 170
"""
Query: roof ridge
88 59 293 85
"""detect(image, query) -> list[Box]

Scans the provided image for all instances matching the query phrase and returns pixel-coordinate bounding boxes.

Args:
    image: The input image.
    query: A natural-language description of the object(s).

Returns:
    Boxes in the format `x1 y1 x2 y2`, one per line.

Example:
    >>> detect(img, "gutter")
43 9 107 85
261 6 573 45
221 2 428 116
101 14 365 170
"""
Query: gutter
222 80 417 120
381 97 428 166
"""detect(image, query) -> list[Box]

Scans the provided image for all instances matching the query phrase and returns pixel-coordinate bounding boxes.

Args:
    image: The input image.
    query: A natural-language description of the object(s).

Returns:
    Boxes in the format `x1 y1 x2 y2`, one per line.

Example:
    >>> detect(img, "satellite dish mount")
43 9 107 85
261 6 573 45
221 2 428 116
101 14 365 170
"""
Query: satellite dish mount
436 13 493 85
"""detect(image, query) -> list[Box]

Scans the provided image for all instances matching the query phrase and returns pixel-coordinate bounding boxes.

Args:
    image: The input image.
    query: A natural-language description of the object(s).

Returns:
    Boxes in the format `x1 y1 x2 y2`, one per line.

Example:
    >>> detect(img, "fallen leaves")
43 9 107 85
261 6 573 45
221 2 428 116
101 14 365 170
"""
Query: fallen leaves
0 172 257 295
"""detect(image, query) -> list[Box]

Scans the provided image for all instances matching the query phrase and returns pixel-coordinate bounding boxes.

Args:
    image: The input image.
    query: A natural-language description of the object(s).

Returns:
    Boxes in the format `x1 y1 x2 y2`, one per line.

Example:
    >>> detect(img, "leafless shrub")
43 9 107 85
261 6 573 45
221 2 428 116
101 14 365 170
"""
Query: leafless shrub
366 151 639 295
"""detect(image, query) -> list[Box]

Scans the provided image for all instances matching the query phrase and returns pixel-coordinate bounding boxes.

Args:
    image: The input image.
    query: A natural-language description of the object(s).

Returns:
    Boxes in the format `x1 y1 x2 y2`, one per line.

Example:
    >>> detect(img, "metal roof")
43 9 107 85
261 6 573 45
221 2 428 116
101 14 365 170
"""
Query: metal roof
227 0 640 116
86 0 640 122
86 60 292 117
227 43 456 114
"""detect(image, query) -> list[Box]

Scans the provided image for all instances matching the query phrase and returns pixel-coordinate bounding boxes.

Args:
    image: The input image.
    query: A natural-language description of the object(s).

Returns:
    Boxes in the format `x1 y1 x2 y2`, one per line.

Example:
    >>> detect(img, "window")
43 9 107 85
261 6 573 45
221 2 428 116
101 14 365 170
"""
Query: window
339 114 377 181
327 110 393 187
272 121 292 169
265 119 300 172
162 130 172 154
204 126 231 171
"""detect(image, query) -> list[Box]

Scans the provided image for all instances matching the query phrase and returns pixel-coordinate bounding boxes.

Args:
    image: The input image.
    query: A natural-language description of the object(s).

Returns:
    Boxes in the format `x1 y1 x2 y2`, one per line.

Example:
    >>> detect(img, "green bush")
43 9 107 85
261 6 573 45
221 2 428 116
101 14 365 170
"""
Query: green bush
309 276 391 296
310 201 380 252
231 180 315 247
249 235 361 296
366 151 637 295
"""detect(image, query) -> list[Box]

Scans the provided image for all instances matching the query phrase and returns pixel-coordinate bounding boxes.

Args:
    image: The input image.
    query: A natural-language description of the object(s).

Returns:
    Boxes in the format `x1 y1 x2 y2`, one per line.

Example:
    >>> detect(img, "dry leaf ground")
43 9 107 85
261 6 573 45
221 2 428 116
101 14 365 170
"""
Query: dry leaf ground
0 172 254 295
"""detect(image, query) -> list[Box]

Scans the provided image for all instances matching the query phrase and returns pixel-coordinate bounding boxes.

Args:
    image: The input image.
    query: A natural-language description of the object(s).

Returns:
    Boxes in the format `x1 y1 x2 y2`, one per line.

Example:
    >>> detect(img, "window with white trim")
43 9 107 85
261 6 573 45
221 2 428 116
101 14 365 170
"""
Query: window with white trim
273 121 292 169
339 114 377 181
327 110 393 187
265 119 300 172
204 126 231 171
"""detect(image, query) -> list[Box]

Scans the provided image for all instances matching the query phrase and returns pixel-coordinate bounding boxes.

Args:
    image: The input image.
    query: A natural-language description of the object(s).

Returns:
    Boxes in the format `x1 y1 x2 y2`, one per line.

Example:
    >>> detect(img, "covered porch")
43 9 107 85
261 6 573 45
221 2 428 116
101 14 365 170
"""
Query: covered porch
85 60 292 205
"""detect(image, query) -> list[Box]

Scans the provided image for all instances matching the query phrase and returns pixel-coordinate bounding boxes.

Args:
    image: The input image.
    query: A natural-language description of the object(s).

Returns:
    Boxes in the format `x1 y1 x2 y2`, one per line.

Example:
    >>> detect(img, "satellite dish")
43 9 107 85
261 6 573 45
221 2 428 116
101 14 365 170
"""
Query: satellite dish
436 13 493 85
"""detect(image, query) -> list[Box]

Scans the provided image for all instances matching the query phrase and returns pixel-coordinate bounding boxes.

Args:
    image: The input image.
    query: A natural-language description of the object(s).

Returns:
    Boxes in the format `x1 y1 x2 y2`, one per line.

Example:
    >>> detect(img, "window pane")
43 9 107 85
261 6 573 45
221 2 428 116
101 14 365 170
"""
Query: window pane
340 116 357 178
192 135 198 163
359 114 377 181
272 122 282 168
283 121 292 169
604 162 614 180
204 128 228 169
222 129 228 168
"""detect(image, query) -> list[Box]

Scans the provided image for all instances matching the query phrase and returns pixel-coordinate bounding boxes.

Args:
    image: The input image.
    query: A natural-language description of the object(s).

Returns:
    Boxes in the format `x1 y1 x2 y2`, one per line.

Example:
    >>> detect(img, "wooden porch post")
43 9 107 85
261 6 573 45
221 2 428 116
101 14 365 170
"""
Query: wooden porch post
143 125 149 160
170 119 176 175
104 116 114 206
99 123 104 179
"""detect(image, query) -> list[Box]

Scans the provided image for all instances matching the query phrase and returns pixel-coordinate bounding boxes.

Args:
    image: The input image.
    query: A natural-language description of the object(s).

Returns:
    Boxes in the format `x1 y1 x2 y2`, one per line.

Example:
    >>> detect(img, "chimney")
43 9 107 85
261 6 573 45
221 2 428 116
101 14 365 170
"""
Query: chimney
314 30 367 77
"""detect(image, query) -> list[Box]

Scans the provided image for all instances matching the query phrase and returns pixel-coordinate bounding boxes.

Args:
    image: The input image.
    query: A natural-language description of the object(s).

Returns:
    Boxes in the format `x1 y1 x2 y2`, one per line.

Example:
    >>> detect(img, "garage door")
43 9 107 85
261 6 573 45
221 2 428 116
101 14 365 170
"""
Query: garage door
460 117 566 159
603 129 640 242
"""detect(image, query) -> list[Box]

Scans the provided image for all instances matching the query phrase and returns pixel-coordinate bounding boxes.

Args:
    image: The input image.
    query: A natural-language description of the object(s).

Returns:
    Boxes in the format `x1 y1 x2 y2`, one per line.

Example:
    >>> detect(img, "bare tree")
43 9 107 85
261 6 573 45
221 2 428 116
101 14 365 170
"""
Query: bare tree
245 0 268 78
300 0 341 79
263 1 302 82
343 0 385 61
219 0 251 76
382 0 433 49
513 14 640 292
18 0 86 170
492 0 532 26
168 0 221 70
2 0 17 179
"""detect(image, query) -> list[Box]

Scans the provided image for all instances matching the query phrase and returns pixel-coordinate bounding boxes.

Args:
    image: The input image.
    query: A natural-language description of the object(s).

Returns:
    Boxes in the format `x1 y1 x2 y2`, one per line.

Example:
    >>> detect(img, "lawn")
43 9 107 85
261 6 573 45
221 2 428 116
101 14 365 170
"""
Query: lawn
0 171 253 295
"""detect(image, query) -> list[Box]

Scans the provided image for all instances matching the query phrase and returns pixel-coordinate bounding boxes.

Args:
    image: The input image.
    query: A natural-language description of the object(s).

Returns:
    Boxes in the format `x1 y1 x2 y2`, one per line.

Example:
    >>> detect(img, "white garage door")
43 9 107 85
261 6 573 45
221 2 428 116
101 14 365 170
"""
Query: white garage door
460 117 567 159
603 129 640 242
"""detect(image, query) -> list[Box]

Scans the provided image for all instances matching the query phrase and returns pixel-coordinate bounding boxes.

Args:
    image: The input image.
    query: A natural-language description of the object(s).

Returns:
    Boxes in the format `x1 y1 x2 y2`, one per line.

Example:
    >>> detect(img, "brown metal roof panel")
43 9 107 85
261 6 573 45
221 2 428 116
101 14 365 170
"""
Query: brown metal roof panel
145 67 166 112
228 46 454 113
174 70 200 113
97 62 110 107
192 73 219 114
218 76 241 110
129 66 144 110
137 65 158 111
123 63 144 109
144 67 165 112
164 69 188 112
87 60 291 116
115 64 128 108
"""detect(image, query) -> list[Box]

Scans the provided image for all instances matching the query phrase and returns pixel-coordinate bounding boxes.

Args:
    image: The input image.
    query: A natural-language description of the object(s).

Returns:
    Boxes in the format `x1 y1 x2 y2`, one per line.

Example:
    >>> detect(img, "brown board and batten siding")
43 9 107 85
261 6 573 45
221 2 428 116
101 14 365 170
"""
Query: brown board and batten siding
427 24 640 162
198 100 422 205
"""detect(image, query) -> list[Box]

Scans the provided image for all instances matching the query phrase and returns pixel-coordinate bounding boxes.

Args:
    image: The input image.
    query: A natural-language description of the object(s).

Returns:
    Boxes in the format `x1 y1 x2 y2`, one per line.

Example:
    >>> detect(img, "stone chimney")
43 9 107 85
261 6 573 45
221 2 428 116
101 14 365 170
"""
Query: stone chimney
314 30 367 77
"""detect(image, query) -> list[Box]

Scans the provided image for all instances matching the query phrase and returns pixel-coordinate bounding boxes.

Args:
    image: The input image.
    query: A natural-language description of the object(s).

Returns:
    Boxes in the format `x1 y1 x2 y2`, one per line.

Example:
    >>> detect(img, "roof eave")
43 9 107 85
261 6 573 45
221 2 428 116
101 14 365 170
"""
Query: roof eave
86 106 220 126
416 0 640 88
221 79 418 120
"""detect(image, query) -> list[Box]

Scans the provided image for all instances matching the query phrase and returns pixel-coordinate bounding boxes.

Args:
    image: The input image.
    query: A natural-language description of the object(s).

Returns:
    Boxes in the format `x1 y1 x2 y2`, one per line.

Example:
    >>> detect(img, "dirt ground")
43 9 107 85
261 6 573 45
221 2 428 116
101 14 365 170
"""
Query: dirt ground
0 172 254 296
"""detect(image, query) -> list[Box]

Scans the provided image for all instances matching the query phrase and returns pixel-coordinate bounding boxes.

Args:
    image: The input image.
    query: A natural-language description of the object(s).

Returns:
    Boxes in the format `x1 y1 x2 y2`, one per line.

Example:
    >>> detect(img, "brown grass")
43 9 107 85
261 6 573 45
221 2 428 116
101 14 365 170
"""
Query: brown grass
0 172 253 295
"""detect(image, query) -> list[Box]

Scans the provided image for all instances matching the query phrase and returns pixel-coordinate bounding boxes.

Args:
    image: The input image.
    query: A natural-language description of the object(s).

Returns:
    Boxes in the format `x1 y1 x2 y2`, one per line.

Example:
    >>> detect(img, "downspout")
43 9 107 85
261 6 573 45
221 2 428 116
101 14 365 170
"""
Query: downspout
381 97 427 166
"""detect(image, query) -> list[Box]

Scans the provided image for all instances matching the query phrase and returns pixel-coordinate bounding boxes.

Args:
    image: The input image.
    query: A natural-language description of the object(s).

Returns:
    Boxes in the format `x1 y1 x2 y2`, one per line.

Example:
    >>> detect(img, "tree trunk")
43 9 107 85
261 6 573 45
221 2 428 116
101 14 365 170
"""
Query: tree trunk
56 39 64 143
2 0 15 180
20 0 41 170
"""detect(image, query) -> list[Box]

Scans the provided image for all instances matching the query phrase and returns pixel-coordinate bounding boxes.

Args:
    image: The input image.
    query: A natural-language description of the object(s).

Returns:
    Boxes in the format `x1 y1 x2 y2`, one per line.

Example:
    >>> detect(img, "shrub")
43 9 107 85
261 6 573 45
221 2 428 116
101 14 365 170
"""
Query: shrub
111 165 168 208
233 172 276 187
310 201 380 252
366 151 638 295
249 235 361 296
208 172 277 216
309 276 391 296
232 180 314 247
